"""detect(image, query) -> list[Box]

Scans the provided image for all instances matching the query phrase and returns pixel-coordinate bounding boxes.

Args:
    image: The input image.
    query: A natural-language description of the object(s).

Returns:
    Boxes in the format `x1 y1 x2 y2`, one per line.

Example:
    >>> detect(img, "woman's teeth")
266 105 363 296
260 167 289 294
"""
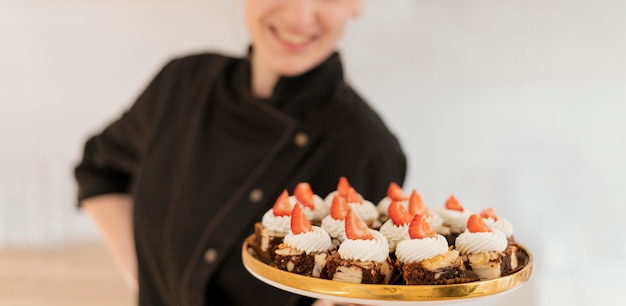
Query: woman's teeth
276 30 311 45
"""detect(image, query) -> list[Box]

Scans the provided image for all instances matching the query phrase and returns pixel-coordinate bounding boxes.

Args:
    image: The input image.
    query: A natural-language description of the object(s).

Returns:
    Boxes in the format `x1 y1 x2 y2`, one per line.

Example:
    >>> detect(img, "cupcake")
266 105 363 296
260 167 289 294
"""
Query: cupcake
395 214 476 285
379 200 411 254
290 182 327 226
455 214 519 280
406 189 444 234
323 176 352 209
253 190 294 262
480 208 516 245
274 204 335 278
377 181 408 224
344 187 380 229
320 194 349 247
432 195 471 245
325 208 394 284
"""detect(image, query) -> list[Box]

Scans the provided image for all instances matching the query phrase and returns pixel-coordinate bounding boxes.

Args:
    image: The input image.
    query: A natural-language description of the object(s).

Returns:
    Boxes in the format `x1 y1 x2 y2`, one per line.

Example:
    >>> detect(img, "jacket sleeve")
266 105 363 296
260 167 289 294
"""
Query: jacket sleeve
74 59 178 205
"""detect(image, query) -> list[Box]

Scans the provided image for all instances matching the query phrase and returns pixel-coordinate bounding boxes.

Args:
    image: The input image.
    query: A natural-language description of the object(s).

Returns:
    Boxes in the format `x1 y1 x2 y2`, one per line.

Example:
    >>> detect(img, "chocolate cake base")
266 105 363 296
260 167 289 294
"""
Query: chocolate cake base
325 253 393 284
253 222 285 263
274 250 330 278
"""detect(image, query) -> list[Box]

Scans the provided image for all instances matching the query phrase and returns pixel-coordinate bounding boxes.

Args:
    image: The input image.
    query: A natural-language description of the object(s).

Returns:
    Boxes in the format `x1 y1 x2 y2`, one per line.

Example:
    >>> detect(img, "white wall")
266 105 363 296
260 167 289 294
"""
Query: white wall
1 0 625 305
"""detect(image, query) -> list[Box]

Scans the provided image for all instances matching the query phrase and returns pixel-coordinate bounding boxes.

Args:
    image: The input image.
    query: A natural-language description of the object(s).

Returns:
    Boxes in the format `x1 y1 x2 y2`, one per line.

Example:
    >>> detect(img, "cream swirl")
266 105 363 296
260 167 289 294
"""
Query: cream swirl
338 230 389 263
320 216 346 241
379 219 409 252
484 218 514 238
323 191 339 209
427 212 444 233
284 226 333 254
432 206 471 233
455 230 507 254
395 235 449 263
349 201 379 223
290 195 327 221
261 209 291 234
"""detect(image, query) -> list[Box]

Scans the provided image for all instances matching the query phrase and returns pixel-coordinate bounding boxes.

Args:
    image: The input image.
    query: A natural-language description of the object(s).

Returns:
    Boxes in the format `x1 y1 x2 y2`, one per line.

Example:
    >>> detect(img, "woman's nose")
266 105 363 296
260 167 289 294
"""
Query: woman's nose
283 0 316 27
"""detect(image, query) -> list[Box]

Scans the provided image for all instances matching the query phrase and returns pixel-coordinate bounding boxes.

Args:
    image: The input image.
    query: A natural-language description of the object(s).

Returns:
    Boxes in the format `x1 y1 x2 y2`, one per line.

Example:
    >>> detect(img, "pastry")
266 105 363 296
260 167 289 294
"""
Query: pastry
455 214 519 280
274 204 335 278
290 182 327 226
325 208 393 284
377 181 408 224
253 189 294 262
395 214 476 285
432 195 471 245
320 194 349 247
379 200 411 253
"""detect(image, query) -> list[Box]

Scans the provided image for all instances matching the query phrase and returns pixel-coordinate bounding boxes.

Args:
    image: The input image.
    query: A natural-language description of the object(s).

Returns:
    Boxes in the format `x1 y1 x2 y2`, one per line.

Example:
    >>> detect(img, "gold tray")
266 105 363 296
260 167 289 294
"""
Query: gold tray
242 235 533 305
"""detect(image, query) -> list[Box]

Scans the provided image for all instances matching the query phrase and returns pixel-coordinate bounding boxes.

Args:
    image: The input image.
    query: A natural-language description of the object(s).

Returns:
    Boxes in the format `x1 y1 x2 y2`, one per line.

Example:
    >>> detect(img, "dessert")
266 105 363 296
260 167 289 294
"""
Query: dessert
480 208 516 245
253 190 295 262
377 182 408 224
407 189 444 234
455 214 519 280
325 208 394 284
432 195 471 245
290 182 327 226
395 214 476 285
323 176 352 208
344 187 380 229
274 204 335 278
379 200 411 253
320 194 349 247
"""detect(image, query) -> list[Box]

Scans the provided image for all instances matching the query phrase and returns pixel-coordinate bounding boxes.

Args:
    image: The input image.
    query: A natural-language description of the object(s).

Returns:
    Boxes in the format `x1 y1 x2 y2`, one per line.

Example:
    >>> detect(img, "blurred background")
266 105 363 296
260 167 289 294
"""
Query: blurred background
1 0 625 305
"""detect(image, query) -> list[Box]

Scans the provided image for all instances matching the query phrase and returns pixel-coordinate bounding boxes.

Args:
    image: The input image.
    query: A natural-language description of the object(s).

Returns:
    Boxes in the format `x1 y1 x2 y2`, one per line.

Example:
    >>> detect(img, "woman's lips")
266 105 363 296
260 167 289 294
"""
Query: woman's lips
270 25 317 52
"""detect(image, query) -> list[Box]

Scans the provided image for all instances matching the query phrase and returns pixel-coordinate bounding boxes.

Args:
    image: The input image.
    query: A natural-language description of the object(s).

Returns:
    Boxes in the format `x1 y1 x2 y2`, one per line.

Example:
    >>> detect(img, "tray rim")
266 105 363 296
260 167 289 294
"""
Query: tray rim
242 234 533 303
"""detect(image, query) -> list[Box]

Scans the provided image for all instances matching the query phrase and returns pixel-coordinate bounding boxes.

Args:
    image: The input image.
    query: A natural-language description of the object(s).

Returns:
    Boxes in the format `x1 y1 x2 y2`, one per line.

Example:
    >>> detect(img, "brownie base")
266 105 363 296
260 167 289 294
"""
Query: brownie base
325 253 393 284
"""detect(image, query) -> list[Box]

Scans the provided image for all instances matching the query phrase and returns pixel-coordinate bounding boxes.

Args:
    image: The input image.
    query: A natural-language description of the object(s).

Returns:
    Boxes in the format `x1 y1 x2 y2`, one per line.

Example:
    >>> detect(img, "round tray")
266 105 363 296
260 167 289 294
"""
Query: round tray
242 235 533 305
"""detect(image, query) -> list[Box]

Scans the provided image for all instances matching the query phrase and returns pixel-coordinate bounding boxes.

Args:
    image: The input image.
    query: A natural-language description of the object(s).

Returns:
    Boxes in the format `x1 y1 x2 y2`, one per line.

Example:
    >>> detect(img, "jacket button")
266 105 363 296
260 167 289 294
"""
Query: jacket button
204 248 218 264
294 132 308 147
249 188 263 203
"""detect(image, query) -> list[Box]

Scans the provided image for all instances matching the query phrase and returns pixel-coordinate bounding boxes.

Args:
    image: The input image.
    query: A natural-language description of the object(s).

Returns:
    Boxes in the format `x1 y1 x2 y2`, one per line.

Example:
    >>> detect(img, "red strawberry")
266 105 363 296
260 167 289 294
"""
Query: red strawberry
294 182 315 210
346 187 363 204
467 214 492 233
291 204 313 235
387 182 407 201
480 208 499 221
272 190 292 217
445 195 464 212
388 201 412 226
408 189 428 216
330 195 349 221
408 214 437 239
337 176 351 197
345 208 373 240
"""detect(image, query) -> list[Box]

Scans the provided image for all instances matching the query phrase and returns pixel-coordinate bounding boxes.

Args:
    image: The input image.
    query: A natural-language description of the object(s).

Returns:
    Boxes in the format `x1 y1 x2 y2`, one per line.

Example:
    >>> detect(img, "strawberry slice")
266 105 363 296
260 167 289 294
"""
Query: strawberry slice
387 182 407 201
408 189 428 216
330 194 349 221
337 176 351 197
294 182 315 210
408 214 437 239
388 200 412 226
445 195 464 212
272 190 292 217
291 204 313 235
467 214 492 233
345 208 373 240
480 208 499 221
346 187 363 204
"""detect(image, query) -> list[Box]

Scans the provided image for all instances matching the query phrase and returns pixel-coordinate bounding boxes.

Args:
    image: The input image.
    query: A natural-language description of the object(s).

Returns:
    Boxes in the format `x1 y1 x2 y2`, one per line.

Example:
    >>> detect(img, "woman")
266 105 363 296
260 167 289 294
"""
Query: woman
74 1 406 305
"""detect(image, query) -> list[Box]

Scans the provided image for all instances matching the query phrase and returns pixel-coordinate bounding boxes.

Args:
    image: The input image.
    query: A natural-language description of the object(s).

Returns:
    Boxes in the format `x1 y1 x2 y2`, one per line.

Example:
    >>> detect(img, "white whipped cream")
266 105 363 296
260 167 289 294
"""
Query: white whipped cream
427 212 444 233
484 218 514 238
323 191 339 209
379 219 410 252
320 216 346 241
395 235 449 263
349 201 379 223
432 206 471 233
261 209 291 234
284 226 333 254
290 195 327 221
338 230 389 263
455 230 507 254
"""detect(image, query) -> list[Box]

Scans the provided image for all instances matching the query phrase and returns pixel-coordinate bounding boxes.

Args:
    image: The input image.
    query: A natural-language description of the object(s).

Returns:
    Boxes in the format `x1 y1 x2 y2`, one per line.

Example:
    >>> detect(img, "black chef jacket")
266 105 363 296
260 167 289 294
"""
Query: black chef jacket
74 50 407 306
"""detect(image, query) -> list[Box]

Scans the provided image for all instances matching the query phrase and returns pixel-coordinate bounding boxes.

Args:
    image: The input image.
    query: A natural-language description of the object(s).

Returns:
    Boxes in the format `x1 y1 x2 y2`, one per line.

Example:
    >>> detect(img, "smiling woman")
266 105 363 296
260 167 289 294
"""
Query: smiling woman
74 0 406 306
245 0 364 97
